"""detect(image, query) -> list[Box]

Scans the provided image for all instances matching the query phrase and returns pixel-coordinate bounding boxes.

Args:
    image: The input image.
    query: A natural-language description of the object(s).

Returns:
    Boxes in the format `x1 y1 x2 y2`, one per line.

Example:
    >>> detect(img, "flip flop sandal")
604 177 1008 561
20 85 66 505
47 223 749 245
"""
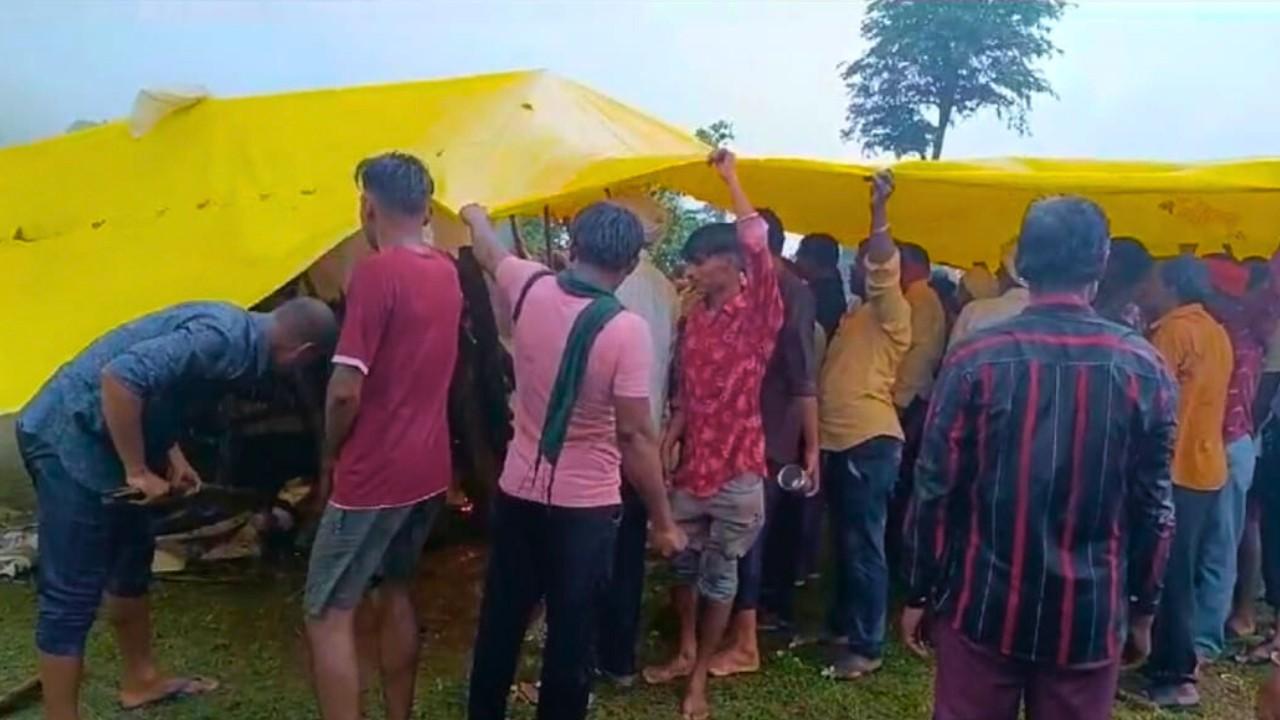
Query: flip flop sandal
708 660 760 678
1233 644 1277 666
120 676 219 712
513 681 539 705
828 657 883 681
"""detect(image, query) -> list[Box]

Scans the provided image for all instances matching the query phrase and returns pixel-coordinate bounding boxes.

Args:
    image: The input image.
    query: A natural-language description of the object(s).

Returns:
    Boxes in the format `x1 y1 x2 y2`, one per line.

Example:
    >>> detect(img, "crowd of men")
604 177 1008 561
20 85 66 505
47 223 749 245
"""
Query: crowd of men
15 147 1280 720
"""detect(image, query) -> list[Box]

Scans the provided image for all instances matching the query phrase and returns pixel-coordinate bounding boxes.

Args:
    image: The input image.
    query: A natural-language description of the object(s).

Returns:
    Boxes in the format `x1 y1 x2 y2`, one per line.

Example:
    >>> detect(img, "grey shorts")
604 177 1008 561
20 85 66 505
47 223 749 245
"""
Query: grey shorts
303 495 444 617
670 474 765 602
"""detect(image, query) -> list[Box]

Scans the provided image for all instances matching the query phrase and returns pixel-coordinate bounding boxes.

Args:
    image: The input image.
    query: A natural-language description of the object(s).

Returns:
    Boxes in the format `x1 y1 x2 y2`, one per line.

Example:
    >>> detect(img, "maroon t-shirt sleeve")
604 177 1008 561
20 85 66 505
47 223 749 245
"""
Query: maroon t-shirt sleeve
333 260 389 375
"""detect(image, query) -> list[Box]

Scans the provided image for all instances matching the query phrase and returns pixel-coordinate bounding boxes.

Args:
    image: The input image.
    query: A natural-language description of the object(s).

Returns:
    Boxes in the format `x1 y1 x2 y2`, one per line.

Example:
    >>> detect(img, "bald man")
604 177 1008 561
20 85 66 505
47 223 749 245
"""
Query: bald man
15 297 337 720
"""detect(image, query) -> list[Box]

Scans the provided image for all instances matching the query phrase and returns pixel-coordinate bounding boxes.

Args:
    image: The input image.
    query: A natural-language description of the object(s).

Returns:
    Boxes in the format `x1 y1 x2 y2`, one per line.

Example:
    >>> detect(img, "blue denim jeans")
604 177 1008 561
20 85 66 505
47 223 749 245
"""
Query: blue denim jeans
17 425 154 657
1193 436 1256 657
825 436 902 660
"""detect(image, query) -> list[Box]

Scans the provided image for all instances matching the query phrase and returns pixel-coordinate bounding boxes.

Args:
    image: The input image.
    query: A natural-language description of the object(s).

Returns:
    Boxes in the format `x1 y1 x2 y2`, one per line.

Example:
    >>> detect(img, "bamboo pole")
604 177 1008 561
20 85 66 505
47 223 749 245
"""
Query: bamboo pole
508 216 527 259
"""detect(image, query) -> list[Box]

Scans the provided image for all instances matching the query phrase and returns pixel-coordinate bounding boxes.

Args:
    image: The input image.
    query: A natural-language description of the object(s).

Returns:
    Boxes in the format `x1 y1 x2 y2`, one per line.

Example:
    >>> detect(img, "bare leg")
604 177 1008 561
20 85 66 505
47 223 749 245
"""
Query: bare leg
105 594 172 708
307 607 361 720
1231 507 1262 637
682 598 734 719
38 653 83 720
375 583 420 720
709 609 760 677
642 586 698 684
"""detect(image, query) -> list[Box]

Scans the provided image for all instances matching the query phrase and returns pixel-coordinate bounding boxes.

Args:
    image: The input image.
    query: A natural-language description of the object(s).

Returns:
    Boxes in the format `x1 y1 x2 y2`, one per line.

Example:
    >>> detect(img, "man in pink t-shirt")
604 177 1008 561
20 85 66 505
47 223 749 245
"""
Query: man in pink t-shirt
459 200 685 720
305 153 462 720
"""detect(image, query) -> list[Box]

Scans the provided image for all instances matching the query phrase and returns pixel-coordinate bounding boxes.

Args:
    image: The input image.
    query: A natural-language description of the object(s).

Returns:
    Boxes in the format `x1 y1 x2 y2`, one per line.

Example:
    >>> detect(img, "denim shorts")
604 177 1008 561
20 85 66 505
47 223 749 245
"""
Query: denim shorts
17 426 154 657
670 474 765 602
303 495 444 617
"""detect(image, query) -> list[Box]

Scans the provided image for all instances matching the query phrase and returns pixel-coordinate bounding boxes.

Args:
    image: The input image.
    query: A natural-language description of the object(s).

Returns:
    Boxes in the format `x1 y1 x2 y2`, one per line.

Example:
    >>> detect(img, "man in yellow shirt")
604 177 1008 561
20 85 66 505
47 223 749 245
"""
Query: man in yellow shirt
1139 255 1234 710
817 171 909 681
892 244 946 414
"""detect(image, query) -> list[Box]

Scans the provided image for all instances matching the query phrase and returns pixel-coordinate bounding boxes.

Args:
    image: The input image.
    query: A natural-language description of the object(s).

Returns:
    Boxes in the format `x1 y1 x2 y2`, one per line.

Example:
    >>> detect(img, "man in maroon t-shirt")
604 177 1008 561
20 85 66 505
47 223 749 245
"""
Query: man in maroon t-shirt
304 152 462 720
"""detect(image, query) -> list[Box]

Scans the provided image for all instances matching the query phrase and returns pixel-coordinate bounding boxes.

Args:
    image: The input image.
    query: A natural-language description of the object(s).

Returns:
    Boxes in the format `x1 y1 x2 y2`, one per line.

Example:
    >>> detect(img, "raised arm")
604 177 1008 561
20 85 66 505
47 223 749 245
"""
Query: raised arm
708 149 782 329
709 148 753 221
459 204 511 277
865 170 896 264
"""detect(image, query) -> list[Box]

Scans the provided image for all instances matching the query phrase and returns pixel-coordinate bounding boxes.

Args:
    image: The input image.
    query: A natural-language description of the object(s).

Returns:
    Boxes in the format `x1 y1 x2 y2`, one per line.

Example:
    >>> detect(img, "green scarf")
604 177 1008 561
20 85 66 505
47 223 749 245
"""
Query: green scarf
536 270 623 472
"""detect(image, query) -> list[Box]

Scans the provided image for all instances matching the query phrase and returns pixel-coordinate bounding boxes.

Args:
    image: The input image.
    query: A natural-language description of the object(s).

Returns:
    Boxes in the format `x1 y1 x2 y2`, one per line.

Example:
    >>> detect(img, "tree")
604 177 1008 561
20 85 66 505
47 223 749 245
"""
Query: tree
695 120 736 149
840 0 1066 160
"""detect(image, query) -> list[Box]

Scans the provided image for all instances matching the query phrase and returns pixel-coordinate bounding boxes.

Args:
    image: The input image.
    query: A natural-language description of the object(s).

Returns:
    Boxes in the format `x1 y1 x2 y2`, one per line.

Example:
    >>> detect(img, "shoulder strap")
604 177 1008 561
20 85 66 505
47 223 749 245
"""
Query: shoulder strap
512 270 555 325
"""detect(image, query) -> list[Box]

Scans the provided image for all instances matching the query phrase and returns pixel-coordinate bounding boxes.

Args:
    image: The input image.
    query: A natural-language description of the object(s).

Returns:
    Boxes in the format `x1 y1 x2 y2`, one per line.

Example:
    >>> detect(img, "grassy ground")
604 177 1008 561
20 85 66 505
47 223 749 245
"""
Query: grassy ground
0 543 1265 720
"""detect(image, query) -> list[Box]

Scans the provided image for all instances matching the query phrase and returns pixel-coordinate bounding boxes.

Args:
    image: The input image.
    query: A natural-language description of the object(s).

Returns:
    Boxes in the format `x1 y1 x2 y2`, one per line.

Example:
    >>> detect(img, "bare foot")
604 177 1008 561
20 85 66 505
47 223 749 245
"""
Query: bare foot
709 646 760 678
119 676 219 711
680 686 710 720
643 653 695 685
1228 616 1257 639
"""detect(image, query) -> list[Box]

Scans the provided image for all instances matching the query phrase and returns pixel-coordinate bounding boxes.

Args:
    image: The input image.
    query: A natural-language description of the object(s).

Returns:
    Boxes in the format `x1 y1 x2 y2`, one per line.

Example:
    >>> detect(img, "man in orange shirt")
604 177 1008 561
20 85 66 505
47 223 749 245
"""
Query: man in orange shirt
1139 255 1235 710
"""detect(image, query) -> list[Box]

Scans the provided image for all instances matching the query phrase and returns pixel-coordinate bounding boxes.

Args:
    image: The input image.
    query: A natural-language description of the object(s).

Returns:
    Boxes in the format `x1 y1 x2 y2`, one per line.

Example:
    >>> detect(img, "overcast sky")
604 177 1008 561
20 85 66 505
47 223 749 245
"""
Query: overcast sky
1 0 1276 162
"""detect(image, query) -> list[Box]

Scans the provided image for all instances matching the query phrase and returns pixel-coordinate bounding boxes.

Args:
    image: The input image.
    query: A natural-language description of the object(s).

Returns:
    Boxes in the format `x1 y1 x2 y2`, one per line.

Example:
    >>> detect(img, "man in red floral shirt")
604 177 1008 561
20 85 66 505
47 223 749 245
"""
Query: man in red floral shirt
642 149 783 720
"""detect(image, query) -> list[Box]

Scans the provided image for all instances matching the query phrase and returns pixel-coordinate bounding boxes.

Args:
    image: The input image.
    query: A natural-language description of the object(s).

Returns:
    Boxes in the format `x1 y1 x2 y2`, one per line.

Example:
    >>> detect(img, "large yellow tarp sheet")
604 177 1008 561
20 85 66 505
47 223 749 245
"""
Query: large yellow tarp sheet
0 70 707 413
3 69 1279 413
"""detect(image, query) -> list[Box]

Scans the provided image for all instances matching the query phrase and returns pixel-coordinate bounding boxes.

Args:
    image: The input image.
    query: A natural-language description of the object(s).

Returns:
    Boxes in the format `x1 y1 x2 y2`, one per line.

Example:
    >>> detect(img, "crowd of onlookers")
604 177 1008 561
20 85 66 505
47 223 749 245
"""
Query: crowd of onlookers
16 147 1280 720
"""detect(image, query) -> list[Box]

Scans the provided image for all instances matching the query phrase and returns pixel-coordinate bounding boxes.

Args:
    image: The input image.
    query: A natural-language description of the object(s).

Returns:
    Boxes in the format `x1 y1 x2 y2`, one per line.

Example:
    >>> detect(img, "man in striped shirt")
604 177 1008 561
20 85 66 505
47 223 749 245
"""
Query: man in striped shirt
901 196 1178 720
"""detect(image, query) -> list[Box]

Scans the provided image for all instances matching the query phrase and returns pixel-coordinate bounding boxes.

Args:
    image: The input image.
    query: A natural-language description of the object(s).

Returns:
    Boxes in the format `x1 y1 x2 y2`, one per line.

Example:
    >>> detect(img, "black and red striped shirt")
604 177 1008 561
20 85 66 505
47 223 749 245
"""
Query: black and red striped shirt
903 298 1177 666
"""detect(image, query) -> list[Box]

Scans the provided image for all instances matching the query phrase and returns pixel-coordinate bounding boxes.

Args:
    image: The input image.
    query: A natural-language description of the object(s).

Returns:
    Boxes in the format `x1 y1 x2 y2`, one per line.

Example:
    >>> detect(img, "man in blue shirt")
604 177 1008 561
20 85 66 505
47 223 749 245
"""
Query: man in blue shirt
15 298 336 719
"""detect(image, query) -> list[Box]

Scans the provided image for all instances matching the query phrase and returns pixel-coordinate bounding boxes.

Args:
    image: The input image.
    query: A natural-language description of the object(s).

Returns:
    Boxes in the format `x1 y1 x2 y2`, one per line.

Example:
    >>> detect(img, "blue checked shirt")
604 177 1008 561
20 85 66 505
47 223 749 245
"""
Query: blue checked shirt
17 302 273 492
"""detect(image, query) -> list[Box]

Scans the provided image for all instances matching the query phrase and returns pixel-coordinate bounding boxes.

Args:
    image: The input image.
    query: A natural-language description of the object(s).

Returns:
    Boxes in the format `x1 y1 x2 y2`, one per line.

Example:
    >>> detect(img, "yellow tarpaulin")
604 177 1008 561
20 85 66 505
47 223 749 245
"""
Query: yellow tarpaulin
3 69 1280 413
0 70 708 413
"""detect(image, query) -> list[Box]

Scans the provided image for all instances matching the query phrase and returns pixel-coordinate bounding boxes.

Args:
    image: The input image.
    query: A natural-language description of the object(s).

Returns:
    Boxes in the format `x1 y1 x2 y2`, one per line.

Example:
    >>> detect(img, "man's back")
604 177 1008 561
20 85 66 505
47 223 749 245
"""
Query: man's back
906 300 1177 666
496 256 652 508
1149 303 1234 490
331 246 462 509
19 301 268 488
893 279 947 407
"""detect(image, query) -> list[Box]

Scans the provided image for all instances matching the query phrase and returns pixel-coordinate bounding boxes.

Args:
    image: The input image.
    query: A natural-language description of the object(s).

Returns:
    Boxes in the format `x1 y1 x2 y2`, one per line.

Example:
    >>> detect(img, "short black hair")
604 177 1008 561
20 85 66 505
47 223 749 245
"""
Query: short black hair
797 233 840 268
273 297 339 358
355 152 433 217
758 208 785 256
569 201 645 273
900 242 931 269
1160 255 1214 305
1103 236 1155 290
682 223 742 266
1015 196 1110 291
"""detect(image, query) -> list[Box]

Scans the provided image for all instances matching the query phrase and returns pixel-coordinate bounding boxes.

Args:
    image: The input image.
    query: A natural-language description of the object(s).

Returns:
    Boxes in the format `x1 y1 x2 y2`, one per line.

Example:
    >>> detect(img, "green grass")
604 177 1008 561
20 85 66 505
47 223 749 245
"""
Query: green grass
0 545 1265 719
